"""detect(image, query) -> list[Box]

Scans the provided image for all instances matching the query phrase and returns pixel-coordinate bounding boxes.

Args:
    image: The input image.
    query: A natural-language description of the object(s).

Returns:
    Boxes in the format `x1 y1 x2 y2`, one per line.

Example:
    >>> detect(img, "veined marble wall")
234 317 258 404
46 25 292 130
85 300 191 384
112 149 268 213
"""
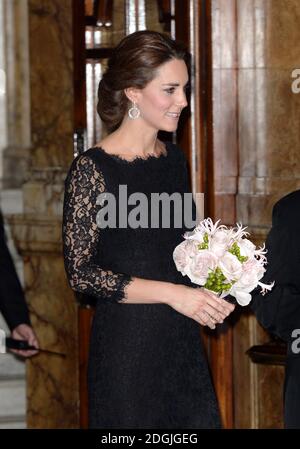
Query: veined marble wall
8 0 79 428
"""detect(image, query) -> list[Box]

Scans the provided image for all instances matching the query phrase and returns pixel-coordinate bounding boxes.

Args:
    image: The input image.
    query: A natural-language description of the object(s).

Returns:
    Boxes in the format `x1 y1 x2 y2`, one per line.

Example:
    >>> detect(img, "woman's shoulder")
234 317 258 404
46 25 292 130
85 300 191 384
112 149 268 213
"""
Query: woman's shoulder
64 148 110 187
69 147 110 170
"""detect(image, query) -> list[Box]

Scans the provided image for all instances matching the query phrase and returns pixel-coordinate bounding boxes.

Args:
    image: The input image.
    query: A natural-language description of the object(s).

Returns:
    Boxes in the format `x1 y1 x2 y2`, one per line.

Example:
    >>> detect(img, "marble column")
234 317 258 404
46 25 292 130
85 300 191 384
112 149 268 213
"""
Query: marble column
9 0 79 428
1 0 31 189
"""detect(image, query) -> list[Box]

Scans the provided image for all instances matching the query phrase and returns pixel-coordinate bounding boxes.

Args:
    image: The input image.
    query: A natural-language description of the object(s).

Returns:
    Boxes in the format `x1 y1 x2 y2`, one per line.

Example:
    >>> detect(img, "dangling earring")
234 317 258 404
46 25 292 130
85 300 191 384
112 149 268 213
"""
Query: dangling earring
128 102 140 119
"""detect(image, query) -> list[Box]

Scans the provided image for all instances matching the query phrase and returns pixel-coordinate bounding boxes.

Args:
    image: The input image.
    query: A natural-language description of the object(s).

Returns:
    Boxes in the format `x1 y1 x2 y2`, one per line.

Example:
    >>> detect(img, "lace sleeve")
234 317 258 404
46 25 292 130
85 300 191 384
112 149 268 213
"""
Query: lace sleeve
62 154 133 304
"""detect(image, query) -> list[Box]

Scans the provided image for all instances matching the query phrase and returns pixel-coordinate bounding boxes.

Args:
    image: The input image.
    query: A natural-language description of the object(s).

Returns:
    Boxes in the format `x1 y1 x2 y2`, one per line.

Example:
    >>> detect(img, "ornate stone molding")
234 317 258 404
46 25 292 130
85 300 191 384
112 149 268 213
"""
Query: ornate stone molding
7 215 62 255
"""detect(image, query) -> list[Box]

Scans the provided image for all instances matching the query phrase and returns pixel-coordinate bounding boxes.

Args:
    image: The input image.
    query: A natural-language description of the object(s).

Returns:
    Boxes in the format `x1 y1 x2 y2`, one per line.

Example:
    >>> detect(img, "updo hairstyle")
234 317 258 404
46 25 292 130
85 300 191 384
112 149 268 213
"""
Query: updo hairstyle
97 30 189 132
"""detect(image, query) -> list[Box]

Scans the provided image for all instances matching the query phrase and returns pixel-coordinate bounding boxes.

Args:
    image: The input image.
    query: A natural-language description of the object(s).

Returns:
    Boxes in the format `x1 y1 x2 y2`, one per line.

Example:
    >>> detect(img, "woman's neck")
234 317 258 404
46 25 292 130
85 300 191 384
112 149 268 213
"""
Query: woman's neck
110 120 161 157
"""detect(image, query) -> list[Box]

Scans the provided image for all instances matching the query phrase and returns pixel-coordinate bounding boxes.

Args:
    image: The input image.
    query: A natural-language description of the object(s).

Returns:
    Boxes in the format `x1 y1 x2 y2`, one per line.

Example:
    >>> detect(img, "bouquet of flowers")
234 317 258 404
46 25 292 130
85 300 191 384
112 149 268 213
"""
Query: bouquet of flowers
173 218 274 306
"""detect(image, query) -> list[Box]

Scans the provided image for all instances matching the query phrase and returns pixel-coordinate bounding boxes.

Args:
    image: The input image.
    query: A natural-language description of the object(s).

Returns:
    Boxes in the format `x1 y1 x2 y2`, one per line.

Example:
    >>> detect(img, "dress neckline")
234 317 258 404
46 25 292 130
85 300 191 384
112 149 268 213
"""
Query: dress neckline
92 141 170 165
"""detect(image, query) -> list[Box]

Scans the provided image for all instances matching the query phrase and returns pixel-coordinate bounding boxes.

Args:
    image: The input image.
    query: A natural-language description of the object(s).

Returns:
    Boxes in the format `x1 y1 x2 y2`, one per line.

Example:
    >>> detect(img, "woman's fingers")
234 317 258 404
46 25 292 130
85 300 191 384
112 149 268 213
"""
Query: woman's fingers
196 311 216 329
204 293 235 316
171 285 235 329
193 290 236 328
202 296 227 319
204 304 224 323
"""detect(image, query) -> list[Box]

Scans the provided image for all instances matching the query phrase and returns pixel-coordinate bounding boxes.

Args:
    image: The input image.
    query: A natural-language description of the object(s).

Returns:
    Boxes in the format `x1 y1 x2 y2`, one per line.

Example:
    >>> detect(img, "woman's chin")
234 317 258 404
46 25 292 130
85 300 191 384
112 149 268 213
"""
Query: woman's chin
159 123 179 133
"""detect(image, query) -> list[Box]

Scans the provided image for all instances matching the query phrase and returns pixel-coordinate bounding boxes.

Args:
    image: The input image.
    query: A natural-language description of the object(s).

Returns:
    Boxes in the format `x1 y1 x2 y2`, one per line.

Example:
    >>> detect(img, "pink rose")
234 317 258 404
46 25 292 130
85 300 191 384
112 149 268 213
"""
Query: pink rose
209 230 231 258
219 253 243 282
187 250 218 285
173 240 197 275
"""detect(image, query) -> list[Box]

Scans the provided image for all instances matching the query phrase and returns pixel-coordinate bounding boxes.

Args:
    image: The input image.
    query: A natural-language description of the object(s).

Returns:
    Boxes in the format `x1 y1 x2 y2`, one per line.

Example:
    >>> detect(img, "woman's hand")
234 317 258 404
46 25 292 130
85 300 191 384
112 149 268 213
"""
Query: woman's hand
165 284 235 329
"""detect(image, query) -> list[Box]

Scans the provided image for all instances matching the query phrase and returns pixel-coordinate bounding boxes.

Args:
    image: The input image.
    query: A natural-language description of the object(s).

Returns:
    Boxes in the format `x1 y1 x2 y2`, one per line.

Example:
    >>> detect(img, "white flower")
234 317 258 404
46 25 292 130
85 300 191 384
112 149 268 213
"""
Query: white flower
209 230 231 258
173 217 274 306
173 240 199 276
198 218 222 235
173 241 190 276
187 250 218 285
233 270 259 293
183 228 206 243
243 258 265 280
259 280 275 295
230 223 249 241
219 252 243 282
238 238 256 259
230 288 252 306
184 218 222 241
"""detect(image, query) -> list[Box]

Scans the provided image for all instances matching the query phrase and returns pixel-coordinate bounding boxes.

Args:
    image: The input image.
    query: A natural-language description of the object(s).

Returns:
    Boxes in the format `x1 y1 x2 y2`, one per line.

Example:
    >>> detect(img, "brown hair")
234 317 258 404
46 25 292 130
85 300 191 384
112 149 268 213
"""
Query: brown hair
97 30 189 132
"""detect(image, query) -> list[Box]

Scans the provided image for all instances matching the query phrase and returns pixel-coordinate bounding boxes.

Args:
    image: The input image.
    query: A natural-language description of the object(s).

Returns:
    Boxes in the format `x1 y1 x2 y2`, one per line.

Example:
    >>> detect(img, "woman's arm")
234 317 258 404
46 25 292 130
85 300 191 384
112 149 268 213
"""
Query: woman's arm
62 154 234 327
63 155 133 303
124 277 235 329
62 155 173 306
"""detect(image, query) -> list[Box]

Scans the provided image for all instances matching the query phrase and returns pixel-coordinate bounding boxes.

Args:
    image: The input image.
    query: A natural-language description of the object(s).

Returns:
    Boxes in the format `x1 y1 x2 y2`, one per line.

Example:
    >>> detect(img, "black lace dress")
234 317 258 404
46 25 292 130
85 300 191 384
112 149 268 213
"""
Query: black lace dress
62 141 221 429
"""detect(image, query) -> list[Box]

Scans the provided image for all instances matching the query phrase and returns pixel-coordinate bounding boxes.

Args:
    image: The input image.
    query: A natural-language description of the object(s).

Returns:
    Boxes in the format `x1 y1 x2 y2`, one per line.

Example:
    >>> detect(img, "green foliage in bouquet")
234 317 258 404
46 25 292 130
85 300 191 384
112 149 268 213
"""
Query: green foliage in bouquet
204 267 233 294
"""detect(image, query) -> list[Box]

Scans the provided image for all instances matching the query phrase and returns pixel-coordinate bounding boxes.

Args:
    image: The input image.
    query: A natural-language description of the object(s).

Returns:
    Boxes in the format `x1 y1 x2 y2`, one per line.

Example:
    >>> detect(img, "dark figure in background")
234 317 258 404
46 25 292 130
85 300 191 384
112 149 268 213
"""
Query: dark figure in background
0 211 38 357
63 30 235 429
251 190 300 429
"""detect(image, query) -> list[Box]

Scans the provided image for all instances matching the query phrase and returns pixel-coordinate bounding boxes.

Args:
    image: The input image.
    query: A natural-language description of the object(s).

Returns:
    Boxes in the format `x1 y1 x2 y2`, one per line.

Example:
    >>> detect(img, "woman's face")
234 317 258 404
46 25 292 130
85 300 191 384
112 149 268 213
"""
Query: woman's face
133 58 189 132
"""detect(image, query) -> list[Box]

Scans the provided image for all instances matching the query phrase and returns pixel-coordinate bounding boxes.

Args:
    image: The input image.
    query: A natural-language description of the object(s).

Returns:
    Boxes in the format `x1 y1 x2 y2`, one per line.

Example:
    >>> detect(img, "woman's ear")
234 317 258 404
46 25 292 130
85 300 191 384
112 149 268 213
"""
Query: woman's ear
124 87 140 103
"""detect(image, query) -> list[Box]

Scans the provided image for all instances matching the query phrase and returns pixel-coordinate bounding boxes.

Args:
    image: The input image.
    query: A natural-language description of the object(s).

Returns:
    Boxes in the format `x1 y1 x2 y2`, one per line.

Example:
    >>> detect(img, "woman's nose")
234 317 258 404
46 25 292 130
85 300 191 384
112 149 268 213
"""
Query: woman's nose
176 91 188 108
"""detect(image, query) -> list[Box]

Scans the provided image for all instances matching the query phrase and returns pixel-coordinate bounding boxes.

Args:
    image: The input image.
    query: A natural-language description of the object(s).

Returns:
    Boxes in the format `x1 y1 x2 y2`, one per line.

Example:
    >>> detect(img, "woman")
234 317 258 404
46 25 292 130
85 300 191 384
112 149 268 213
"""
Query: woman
63 30 235 429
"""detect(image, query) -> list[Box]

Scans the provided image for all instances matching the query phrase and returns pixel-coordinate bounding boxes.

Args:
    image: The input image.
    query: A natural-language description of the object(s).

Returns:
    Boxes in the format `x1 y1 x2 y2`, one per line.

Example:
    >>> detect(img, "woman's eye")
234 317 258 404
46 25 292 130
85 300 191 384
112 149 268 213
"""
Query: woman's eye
164 88 175 95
